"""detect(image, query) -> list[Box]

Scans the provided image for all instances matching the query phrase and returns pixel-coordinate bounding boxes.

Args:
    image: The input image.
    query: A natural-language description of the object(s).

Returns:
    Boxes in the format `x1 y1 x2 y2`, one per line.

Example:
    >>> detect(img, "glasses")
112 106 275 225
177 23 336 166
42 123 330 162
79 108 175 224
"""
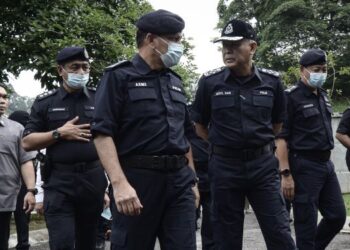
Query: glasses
0 93 8 99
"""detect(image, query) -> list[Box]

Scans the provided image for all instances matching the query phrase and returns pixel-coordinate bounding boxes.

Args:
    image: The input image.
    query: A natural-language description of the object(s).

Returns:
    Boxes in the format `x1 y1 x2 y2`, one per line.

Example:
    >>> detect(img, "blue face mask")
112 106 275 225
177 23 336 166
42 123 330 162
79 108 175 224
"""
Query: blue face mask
155 37 184 68
305 69 327 88
65 72 90 89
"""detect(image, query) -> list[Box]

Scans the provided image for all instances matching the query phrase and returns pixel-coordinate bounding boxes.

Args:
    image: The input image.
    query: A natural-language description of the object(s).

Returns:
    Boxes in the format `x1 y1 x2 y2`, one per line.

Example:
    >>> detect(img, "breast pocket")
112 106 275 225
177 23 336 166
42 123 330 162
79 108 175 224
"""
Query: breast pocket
169 89 187 118
48 108 70 129
0 135 17 156
252 91 273 108
127 87 157 115
302 107 320 118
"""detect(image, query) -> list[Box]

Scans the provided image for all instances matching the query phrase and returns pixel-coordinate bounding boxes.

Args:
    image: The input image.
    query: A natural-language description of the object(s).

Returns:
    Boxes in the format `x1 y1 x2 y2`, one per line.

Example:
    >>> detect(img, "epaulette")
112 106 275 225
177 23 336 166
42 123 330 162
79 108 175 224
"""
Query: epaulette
168 68 182 80
258 68 280 77
203 67 225 77
319 87 327 93
87 85 97 92
285 85 298 93
36 89 58 101
105 60 131 71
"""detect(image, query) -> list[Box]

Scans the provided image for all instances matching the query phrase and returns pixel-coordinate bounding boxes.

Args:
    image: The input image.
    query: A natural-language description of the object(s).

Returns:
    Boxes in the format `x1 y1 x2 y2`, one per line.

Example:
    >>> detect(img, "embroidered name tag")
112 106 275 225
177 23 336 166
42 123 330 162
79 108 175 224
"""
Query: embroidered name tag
85 106 94 110
303 104 314 108
51 107 67 112
259 90 268 95
134 82 148 87
171 85 182 92
215 91 232 96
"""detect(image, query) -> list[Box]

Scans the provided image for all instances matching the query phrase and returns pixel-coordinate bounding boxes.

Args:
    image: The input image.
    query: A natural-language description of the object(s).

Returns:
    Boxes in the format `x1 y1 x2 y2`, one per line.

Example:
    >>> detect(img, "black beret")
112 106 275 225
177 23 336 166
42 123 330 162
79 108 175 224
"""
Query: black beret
56 46 89 65
299 49 327 67
136 9 185 35
215 19 256 43
8 110 30 127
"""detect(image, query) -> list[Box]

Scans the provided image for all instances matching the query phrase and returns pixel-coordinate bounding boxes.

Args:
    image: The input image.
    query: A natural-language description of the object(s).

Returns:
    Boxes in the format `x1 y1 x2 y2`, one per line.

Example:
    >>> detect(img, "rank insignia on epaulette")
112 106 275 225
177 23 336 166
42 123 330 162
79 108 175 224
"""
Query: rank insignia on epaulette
105 60 130 71
259 68 280 77
285 85 298 93
87 86 97 91
203 67 225 77
37 89 57 100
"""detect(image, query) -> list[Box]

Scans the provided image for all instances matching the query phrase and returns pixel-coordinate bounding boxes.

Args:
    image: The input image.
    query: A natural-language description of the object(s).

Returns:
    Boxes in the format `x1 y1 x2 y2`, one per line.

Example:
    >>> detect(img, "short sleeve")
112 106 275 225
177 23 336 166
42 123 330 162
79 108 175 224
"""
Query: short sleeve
272 79 287 124
192 77 211 126
24 99 47 137
337 109 350 135
91 71 124 137
18 128 36 164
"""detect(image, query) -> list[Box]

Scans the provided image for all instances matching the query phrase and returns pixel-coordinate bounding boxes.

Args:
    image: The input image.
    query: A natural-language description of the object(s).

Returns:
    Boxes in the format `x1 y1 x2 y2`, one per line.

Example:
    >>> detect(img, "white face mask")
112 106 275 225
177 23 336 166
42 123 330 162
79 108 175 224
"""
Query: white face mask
304 68 327 88
153 37 184 68
62 68 89 89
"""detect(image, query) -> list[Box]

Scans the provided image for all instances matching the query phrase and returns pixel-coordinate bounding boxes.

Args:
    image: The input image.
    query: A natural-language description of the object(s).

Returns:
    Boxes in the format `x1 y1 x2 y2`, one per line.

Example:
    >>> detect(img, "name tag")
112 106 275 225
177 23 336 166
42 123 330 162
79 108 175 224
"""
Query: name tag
215 91 232 96
134 82 148 87
51 107 67 112
303 104 314 108
171 85 182 92
259 91 268 95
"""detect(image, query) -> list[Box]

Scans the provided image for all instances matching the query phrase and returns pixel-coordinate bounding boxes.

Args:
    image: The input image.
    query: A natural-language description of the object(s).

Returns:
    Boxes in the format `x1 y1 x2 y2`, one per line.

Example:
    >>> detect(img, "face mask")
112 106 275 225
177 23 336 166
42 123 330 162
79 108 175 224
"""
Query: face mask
155 37 184 68
63 69 90 89
305 69 327 88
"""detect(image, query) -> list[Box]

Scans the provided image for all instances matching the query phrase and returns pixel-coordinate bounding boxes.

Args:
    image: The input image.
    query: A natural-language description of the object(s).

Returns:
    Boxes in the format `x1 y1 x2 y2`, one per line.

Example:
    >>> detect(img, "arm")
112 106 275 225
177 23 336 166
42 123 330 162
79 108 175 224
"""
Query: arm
273 123 283 135
336 109 350 149
195 123 209 141
336 133 350 148
21 160 36 213
94 134 142 216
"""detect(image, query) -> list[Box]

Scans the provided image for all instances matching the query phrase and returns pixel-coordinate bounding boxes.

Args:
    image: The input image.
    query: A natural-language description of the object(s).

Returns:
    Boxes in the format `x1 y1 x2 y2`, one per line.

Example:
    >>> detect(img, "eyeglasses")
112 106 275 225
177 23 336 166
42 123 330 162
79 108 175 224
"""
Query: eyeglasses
0 93 8 99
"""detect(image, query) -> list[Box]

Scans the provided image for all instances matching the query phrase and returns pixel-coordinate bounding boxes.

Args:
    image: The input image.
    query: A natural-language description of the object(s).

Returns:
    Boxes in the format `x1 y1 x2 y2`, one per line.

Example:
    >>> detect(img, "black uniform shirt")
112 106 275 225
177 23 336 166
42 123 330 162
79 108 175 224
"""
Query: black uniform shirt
192 66 286 149
279 81 334 151
336 108 350 164
24 87 98 164
91 54 193 156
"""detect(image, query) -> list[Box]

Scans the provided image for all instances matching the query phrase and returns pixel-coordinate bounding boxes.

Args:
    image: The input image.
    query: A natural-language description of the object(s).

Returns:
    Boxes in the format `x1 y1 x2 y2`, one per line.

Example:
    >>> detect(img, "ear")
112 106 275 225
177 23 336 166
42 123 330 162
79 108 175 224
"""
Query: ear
57 65 64 77
145 33 156 46
249 41 257 55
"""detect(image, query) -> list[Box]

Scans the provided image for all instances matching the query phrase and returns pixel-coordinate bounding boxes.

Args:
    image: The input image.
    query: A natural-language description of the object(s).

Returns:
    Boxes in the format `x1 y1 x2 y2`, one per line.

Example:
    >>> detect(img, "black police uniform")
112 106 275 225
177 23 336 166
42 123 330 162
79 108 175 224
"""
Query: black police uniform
192 65 296 250
24 87 107 250
91 54 197 250
188 126 215 250
280 81 346 249
337 108 350 170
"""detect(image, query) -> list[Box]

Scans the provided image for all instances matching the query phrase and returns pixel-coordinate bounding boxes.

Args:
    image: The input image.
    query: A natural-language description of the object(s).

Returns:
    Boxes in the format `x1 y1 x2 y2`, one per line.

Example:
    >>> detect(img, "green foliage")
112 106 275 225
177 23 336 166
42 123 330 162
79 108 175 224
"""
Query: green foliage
217 0 350 95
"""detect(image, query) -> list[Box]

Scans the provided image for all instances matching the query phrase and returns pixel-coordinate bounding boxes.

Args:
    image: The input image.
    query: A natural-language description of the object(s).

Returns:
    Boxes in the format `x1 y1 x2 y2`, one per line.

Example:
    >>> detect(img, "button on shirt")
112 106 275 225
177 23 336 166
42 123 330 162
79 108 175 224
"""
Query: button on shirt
91 54 192 156
24 87 99 164
192 66 286 149
279 81 334 151
0 117 36 211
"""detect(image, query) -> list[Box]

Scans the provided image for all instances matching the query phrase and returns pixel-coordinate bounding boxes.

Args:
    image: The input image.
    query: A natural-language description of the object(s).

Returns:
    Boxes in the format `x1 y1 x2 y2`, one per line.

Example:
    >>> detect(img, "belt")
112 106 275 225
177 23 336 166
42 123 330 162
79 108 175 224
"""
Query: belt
52 160 100 173
292 150 331 162
212 143 273 161
194 161 208 171
119 155 187 171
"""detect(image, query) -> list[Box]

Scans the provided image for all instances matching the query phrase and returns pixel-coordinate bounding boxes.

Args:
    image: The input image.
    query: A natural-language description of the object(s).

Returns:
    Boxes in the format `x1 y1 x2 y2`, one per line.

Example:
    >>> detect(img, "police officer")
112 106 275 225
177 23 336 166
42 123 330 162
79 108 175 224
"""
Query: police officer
336 108 350 171
192 19 296 250
187 107 215 250
276 48 346 250
22 47 108 250
92 9 199 250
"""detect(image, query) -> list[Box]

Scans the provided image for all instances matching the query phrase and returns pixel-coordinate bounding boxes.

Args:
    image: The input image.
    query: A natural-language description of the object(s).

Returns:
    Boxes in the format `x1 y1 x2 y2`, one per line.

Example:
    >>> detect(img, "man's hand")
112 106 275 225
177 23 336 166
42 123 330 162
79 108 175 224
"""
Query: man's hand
58 116 91 142
104 192 110 209
113 180 143 216
35 202 44 215
23 192 36 214
281 175 295 201
192 184 200 208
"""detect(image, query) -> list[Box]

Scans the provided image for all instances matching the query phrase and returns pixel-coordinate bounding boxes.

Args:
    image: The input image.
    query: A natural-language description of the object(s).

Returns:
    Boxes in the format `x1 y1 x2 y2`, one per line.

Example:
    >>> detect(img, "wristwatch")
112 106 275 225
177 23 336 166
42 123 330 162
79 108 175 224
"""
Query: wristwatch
279 168 291 177
27 188 38 195
52 129 61 140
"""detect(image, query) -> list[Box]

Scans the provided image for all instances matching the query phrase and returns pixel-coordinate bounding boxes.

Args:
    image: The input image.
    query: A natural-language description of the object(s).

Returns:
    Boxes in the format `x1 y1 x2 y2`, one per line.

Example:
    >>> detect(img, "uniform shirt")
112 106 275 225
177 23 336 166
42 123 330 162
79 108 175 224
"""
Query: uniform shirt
0 117 36 211
192 66 286 149
24 87 99 164
279 80 334 151
336 108 350 165
91 54 193 156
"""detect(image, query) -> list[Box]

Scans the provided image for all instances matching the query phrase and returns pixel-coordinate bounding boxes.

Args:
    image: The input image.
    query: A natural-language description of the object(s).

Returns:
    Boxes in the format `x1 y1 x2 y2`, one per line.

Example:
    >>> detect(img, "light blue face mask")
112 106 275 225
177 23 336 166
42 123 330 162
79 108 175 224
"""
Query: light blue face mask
156 37 184 68
65 72 90 89
305 69 327 88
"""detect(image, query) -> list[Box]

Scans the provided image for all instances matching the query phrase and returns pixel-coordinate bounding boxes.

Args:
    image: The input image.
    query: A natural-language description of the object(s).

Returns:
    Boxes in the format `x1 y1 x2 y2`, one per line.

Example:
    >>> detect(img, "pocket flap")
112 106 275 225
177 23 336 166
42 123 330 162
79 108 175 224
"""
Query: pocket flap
302 108 320 118
128 87 157 101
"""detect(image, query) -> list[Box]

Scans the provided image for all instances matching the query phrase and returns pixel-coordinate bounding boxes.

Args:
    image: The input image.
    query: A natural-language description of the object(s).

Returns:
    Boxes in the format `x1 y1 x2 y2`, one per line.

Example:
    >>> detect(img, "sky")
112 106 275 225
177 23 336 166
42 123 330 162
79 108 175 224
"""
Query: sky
9 0 223 97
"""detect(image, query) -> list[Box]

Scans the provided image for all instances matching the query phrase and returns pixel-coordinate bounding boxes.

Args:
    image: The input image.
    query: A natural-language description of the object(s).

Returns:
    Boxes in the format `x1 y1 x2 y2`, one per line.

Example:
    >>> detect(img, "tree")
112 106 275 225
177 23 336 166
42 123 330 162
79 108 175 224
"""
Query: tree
217 0 350 97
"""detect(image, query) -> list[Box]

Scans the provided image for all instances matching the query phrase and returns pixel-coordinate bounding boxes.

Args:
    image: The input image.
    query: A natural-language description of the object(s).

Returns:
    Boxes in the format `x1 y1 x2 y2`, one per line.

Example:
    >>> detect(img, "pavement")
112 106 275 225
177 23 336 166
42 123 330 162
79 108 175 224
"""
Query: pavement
9 212 350 250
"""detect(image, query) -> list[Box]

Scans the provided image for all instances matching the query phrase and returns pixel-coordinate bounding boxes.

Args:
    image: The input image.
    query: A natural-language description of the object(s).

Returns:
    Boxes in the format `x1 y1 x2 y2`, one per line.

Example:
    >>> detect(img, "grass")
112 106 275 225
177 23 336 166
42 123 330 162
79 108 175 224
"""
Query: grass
343 193 350 217
10 213 46 234
332 98 350 113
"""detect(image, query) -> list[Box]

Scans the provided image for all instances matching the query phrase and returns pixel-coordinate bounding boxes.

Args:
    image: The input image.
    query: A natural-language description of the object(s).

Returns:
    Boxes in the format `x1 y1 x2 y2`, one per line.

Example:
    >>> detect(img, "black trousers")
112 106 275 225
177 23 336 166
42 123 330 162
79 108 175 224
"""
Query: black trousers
14 184 30 250
198 191 216 250
290 154 346 250
44 166 107 250
0 211 12 250
110 166 197 250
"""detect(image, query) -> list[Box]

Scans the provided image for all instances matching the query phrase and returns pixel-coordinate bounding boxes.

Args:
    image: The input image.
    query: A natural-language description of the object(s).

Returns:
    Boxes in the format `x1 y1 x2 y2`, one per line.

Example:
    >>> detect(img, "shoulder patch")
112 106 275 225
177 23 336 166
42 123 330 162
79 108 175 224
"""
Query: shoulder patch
36 89 58 101
285 85 298 93
203 67 225 77
87 85 97 92
258 68 280 77
105 60 131 71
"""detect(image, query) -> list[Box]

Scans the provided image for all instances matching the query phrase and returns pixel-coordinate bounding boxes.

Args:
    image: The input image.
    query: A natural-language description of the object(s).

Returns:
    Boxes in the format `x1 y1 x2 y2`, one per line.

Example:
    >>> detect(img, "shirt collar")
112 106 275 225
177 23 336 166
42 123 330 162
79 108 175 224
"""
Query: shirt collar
224 65 261 84
132 54 153 75
297 80 315 97
58 86 88 100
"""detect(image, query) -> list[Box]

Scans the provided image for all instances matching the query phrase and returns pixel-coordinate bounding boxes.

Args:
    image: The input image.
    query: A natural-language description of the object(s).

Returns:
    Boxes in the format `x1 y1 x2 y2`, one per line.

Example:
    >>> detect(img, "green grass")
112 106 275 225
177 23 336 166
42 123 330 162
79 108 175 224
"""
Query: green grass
332 98 350 113
343 193 350 216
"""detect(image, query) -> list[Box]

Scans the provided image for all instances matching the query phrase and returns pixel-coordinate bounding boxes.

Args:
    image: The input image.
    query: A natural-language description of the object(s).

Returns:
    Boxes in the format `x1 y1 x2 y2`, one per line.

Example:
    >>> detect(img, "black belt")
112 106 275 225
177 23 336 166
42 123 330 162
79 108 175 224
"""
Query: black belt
212 143 273 161
292 150 331 162
119 155 187 171
52 160 100 173
194 161 208 171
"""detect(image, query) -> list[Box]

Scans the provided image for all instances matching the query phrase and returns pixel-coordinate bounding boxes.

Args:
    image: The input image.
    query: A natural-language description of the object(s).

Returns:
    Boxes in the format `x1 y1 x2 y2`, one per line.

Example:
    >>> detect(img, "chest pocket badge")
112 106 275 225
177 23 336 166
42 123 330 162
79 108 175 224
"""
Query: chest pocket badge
84 105 94 118
252 90 273 108
48 107 69 121
212 91 235 109
169 85 187 104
